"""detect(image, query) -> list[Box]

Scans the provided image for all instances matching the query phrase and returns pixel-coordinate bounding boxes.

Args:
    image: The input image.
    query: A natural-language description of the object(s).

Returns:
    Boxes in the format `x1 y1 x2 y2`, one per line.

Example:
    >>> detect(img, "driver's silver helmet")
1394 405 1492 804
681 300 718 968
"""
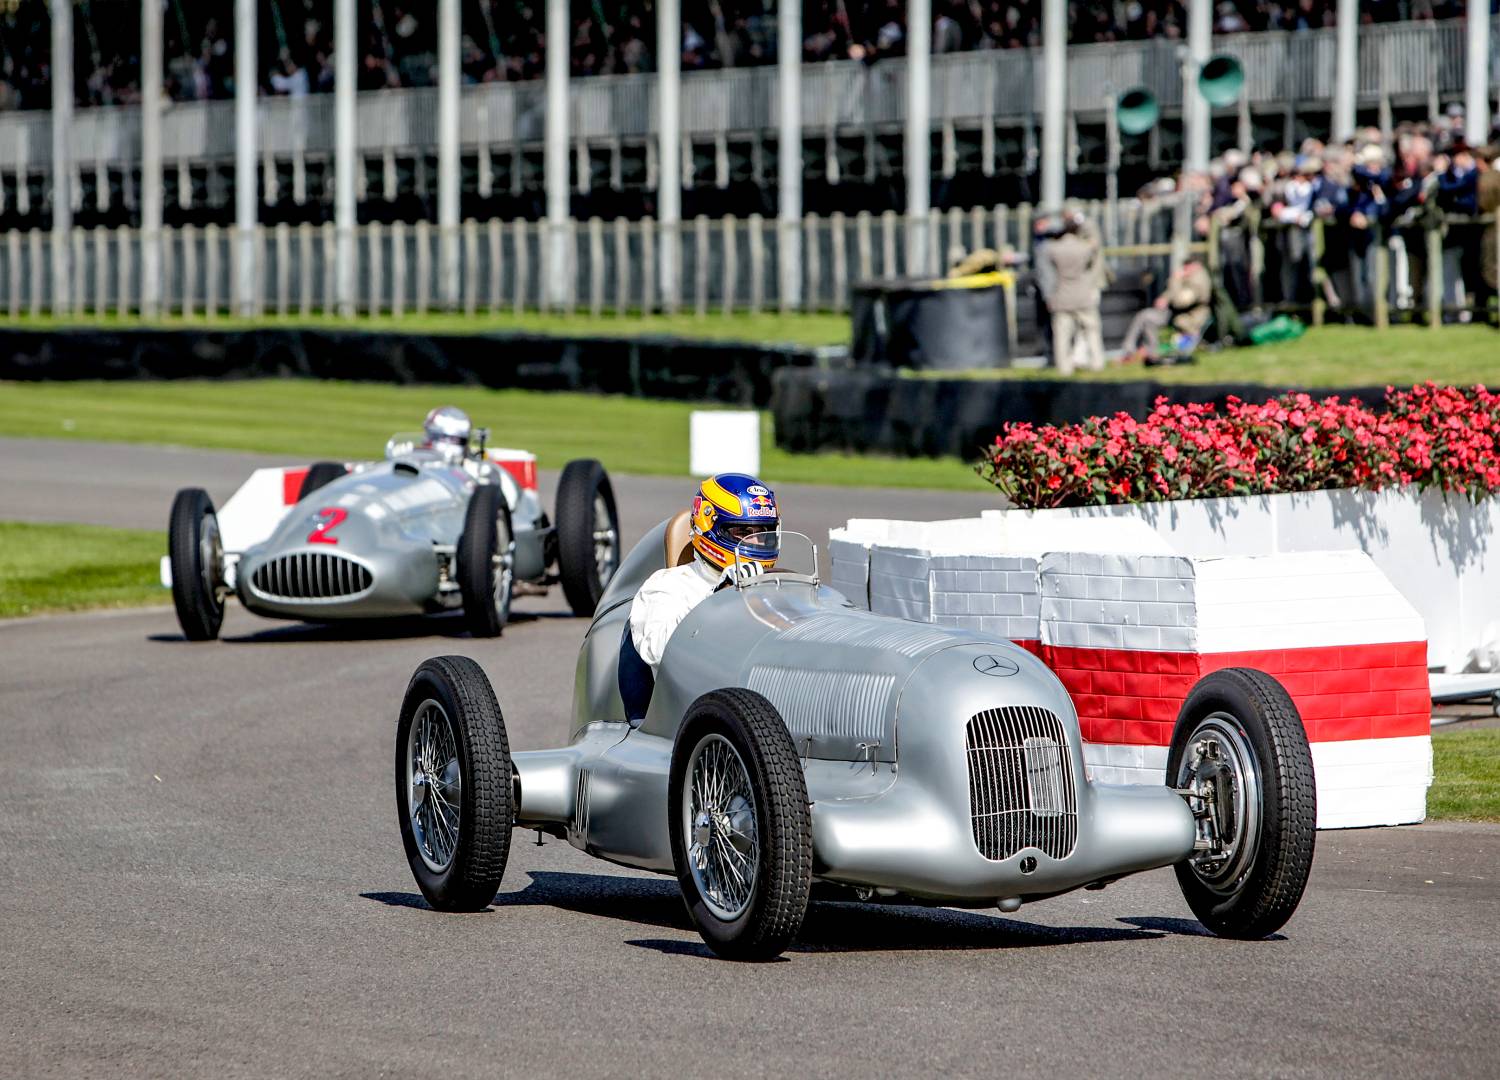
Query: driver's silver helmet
423 406 472 461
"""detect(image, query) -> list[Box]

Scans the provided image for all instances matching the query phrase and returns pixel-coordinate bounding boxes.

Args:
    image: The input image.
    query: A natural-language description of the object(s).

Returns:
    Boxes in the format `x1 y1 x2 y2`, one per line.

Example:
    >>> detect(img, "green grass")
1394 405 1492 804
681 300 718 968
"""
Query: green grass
0 522 165 618
0 310 853 348
0 379 990 492
1429 729 1500 823
909 325 1500 389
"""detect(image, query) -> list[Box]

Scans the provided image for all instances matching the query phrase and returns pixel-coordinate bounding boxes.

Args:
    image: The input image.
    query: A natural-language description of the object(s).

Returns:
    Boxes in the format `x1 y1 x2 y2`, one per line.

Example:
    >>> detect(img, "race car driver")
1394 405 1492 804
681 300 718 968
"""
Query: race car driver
629 473 780 674
423 405 472 462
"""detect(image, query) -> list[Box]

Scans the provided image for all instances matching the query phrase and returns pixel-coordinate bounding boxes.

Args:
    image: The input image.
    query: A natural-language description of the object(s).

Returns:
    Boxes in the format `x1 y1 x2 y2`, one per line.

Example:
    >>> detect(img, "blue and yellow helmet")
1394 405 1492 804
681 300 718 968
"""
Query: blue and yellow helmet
690 473 780 571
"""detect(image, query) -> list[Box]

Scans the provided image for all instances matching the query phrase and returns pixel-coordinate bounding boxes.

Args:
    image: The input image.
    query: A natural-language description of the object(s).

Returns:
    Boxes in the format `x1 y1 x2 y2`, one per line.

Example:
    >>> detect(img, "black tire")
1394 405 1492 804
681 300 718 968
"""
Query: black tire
395 655 513 912
456 484 513 638
168 487 225 642
668 689 812 961
296 461 347 503
1167 668 1317 939
555 459 620 618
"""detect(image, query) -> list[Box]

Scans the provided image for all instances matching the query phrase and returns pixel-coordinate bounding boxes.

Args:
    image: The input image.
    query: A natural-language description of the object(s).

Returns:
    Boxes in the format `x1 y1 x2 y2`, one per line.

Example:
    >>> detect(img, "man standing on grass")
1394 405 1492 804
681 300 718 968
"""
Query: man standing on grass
1041 215 1104 375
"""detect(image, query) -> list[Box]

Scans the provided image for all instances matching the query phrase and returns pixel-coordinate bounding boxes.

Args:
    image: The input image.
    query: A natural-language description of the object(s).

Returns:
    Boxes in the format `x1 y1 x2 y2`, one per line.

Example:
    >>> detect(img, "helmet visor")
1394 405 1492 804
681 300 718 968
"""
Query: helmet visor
721 523 780 558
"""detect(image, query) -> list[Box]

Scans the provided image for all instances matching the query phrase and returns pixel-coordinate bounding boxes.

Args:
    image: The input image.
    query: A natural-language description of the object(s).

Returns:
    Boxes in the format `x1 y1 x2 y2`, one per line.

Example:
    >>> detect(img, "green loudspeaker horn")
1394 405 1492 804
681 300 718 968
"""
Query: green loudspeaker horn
1116 87 1159 136
1198 54 1245 108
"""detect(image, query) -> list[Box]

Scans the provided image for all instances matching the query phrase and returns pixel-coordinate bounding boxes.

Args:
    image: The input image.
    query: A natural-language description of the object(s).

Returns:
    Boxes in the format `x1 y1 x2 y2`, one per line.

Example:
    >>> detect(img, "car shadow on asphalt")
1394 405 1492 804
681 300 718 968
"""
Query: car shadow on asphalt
361 871 1170 958
147 609 578 644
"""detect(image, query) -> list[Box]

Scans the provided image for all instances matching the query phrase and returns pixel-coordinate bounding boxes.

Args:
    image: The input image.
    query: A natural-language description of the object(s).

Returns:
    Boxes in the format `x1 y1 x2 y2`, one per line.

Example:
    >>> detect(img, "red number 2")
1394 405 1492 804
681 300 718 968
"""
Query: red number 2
306 507 347 545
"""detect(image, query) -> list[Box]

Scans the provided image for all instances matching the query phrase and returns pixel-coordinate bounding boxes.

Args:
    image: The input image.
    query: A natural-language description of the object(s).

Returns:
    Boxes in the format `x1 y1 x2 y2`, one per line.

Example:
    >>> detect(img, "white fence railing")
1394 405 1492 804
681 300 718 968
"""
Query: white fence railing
0 200 1192 320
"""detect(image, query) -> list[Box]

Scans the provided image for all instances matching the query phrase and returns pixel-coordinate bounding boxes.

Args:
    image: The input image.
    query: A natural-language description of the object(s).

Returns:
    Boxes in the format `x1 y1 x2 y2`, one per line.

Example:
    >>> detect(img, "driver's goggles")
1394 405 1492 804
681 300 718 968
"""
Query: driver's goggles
718 523 779 553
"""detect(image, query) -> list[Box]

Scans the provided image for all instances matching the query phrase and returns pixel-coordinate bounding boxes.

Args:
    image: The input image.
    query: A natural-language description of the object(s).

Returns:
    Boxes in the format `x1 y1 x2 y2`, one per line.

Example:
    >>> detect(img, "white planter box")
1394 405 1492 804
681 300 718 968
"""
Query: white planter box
981 487 1497 676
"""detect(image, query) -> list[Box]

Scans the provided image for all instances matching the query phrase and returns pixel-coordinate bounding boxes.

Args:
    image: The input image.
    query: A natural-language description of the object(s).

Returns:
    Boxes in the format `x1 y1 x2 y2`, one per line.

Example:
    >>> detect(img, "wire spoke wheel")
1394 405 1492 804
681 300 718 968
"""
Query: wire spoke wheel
407 698 462 874
684 734 760 921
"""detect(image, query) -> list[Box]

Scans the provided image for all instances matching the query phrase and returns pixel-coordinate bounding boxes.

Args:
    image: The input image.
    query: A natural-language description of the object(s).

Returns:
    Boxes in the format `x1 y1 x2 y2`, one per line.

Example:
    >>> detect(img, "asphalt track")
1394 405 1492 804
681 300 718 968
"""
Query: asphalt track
2 437 1498 1079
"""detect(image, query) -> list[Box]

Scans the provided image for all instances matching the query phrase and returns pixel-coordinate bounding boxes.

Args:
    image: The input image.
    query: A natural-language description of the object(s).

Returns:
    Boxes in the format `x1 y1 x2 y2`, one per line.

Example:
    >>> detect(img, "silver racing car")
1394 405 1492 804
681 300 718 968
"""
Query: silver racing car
393 514 1317 959
166 429 620 640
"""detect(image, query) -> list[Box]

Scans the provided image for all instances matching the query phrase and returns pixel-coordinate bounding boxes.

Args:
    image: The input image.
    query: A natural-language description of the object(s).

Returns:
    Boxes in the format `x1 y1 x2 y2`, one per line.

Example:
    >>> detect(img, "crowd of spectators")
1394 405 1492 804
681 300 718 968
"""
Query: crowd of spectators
0 0 1478 111
1178 106 1500 317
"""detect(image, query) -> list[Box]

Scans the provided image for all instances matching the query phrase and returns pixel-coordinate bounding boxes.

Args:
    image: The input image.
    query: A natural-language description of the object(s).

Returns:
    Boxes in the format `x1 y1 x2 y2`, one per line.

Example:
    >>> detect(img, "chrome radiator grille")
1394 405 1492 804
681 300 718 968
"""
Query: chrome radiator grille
250 552 372 601
966 706 1078 862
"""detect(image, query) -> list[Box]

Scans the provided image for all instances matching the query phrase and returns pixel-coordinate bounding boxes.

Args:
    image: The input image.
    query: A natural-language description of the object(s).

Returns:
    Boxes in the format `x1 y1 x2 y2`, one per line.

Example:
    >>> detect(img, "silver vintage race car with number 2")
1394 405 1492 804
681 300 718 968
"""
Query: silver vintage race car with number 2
391 513 1317 960
165 428 621 641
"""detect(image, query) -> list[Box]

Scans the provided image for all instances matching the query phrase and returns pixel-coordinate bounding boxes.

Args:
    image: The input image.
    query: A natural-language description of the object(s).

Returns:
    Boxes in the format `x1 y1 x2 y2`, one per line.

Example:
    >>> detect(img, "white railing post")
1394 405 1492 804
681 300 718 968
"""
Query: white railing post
140 0 163 318
778 0 802 313
906 0 932 272
438 0 461 309
49 0 73 313
334 0 357 317
234 0 257 316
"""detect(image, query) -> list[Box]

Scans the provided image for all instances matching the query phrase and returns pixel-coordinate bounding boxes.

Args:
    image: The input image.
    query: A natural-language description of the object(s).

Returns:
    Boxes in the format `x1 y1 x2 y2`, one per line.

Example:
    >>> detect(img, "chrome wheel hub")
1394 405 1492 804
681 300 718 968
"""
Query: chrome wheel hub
407 699 462 874
200 513 226 600
683 734 758 921
492 514 515 617
592 493 619 585
1176 713 1262 896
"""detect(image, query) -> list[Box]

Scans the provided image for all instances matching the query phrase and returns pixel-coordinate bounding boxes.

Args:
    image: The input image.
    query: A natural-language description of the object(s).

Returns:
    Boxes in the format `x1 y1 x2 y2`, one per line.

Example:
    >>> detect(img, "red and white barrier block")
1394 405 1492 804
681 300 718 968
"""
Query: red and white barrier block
832 521 1432 829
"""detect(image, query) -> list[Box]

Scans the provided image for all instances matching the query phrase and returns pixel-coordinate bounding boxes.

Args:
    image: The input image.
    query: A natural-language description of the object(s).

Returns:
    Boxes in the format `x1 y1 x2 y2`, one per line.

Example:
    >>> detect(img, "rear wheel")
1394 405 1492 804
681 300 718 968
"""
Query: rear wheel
395 656 513 911
168 487 225 641
668 689 812 960
555 459 620 617
297 461 347 502
1168 668 1317 939
456 484 513 638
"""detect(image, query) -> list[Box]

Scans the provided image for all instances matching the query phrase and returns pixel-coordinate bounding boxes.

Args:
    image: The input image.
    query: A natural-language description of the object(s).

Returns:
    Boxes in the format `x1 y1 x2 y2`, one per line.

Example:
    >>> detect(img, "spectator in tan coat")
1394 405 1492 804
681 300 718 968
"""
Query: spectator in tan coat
1040 216 1104 375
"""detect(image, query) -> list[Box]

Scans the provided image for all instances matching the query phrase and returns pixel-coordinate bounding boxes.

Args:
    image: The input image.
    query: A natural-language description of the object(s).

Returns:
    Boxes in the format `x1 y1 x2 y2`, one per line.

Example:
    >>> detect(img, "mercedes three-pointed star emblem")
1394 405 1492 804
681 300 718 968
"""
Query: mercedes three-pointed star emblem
972 654 1020 677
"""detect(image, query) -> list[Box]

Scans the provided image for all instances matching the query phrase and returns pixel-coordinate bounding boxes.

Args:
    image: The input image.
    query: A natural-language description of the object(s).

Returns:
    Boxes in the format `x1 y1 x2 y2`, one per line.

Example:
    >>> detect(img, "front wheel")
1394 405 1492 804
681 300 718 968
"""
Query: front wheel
1168 668 1317 939
395 656 513 912
168 487 225 641
456 484 514 638
555 459 620 617
668 689 812 961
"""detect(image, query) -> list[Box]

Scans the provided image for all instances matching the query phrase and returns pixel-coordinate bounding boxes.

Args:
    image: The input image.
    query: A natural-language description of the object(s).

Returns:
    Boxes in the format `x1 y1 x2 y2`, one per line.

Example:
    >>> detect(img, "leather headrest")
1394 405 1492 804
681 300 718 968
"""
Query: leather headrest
663 510 695 567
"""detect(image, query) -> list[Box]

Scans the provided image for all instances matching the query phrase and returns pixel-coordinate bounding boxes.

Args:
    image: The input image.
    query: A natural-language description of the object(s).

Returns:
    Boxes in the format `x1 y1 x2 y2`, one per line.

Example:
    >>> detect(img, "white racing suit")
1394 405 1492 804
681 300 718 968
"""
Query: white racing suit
629 557 764 673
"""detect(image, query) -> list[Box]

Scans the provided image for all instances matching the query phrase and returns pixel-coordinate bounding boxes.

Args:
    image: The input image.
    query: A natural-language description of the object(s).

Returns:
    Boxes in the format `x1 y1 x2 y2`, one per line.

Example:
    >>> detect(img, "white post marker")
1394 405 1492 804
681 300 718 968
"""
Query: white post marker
690 411 761 477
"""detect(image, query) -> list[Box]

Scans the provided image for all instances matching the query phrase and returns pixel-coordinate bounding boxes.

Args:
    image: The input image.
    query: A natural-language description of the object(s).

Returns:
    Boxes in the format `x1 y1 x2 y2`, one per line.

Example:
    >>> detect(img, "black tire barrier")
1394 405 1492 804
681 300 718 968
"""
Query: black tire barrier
851 279 1012 370
770 366 1389 461
0 327 827 408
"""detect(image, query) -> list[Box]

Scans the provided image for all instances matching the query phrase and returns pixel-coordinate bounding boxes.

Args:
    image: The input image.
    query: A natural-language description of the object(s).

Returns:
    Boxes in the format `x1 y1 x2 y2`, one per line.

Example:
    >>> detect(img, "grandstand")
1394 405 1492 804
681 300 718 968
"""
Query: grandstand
0 1 1493 317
